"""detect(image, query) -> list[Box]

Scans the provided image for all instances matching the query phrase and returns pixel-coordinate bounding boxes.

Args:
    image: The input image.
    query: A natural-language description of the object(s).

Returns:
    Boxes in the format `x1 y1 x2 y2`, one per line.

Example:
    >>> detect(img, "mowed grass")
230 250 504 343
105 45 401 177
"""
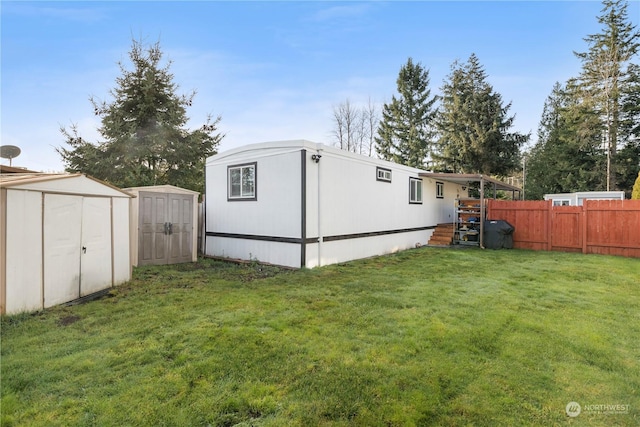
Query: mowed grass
1 248 639 426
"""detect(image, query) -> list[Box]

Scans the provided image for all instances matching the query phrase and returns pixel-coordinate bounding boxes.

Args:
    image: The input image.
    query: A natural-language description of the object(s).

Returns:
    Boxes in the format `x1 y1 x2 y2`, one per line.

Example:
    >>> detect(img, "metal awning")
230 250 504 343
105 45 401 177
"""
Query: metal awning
419 172 522 195
419 173 522 248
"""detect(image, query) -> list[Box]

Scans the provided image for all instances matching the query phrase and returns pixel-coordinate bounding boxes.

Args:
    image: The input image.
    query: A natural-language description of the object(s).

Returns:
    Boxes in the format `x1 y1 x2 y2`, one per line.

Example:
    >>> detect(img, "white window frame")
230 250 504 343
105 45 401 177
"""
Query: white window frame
409 177 423 204
553 199 570 206
377 167 392 183
436 181 444 199
228 162 257 201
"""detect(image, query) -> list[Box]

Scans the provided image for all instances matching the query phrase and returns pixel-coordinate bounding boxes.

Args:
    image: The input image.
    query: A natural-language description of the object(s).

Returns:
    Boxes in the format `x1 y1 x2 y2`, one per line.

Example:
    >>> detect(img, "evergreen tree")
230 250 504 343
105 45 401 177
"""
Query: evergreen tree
614 62 640 196
525 82 606 199
375 58 438 168
434 54 528 176
58 39 223 193
574 0 640 191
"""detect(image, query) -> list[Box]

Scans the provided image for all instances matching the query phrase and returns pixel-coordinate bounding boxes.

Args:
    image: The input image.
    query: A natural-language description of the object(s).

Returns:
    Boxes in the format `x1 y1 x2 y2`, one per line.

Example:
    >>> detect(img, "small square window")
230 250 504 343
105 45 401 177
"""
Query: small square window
409 177 422 204
377 167 392 183
436 181 444 199
228 162 257 201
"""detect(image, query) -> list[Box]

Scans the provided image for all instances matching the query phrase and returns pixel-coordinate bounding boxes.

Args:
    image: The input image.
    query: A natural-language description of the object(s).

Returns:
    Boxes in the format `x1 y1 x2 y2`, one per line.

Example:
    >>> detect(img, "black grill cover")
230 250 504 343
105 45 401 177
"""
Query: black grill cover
483 220 515 249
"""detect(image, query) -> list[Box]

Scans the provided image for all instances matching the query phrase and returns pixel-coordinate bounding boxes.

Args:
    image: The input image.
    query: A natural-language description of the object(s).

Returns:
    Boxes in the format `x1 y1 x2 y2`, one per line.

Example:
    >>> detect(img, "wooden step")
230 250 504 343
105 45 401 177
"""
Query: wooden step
428 223 454 246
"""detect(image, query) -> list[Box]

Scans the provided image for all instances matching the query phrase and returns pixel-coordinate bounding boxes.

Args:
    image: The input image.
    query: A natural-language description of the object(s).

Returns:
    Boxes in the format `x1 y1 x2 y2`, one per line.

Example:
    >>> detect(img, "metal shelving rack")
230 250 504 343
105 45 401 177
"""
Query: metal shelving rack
453 198 485 246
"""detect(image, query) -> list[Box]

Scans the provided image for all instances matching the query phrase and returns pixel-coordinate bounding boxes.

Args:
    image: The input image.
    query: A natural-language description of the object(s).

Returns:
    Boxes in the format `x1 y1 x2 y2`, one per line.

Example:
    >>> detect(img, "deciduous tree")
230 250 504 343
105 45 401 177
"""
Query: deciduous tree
632 171 640 199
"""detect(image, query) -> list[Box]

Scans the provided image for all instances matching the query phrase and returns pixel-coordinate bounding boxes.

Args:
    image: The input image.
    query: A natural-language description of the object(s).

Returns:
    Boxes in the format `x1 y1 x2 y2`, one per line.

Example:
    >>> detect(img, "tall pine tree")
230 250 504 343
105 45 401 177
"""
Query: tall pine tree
58 39 223 193
615 62 640 195
574 0 640 191
375 58 438 168
525 82 606 199
434 54 528 176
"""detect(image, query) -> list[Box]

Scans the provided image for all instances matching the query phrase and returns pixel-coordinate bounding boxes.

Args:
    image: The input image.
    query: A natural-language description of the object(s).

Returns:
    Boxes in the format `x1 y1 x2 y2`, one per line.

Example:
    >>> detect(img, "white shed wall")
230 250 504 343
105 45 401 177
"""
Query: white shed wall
112 197 131 284
1 175 132 314
5 190 43 313
10 175 126 197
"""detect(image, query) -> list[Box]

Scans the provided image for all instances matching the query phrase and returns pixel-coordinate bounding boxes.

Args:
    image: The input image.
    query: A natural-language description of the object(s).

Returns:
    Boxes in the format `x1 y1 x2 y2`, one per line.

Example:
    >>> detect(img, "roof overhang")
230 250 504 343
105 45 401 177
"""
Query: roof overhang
419 172 522 194
0 164 39 174
0 173 134 198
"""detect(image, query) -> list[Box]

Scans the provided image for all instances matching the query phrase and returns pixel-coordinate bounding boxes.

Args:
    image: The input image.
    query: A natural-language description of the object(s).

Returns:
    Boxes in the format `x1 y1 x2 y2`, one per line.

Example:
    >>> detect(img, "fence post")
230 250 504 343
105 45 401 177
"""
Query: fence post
546 200 552 251
582 203 587 254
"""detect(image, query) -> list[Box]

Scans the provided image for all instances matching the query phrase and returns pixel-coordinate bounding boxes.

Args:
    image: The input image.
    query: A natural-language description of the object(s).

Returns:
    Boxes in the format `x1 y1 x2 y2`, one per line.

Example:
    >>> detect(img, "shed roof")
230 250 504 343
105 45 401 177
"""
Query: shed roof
123 184 199 195
0 173 134 198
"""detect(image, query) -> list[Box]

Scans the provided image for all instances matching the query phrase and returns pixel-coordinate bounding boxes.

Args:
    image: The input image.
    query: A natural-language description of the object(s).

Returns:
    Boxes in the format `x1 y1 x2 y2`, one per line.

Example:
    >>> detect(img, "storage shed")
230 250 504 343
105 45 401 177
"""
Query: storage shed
0 173 132 314
205 140 466 268
123 185 199 266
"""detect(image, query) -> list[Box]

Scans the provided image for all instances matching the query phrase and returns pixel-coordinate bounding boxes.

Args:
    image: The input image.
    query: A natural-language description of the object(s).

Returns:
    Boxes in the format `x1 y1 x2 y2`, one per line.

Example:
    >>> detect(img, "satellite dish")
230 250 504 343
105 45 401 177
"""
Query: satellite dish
0 145 21 166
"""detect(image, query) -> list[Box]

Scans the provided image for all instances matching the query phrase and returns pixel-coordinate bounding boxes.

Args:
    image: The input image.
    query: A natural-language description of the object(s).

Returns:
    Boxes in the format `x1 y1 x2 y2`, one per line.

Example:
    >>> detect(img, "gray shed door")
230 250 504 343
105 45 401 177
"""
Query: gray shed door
138 192 193 265
43 194 113 308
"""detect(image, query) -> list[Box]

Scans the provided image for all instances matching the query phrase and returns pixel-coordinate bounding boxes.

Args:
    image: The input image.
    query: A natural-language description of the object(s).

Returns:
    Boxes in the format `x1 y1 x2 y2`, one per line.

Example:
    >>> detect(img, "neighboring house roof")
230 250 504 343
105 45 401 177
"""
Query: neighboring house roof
0 165 39 174
0 173 134 198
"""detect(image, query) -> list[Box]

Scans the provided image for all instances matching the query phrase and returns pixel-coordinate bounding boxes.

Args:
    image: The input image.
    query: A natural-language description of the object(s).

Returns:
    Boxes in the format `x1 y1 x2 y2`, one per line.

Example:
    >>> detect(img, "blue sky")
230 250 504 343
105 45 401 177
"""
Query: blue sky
2 1 637 172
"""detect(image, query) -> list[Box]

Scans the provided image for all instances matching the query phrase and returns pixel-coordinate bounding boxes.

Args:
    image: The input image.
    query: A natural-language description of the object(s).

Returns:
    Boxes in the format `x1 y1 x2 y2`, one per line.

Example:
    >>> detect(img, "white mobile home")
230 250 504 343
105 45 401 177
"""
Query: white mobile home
544 191 625 206
204 140 465 268
0 173 132 314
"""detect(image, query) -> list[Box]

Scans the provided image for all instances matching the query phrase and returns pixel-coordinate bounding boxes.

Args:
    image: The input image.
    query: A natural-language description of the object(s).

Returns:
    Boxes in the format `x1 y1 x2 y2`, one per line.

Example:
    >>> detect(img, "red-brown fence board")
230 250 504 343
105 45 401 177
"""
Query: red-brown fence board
487 200 549 250
487 199 640 258
551 206 582 253
585 200 640 258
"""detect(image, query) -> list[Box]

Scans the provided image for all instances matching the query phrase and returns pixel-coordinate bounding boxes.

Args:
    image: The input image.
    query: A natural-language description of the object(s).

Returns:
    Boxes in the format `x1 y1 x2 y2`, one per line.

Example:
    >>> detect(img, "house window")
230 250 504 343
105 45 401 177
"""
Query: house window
553 199 570 206
377 167 392 183
228 162 257 201
436 181 444 199
409 177 422 204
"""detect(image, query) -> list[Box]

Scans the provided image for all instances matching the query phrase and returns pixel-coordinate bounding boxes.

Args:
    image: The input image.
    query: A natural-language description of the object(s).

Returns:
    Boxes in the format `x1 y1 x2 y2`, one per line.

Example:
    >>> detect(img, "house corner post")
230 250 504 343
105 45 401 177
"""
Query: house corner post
300 149 307 268
0 188 7 315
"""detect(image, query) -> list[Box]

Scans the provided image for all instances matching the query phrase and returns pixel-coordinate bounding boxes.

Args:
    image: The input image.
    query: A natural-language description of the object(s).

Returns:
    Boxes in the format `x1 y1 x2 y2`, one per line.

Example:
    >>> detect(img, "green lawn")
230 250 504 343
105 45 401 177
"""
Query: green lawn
1 248 639 426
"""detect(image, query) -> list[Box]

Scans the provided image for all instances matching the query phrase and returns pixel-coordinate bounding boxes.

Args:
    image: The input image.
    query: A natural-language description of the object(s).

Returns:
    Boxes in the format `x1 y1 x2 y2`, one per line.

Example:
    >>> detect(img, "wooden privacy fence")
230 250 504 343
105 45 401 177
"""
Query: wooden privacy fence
487 199 640 258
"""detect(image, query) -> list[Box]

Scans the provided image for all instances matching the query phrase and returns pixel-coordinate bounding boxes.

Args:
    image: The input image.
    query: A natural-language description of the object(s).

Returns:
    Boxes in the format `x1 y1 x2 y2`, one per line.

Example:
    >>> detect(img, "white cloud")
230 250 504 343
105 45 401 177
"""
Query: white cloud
309 3 372 22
